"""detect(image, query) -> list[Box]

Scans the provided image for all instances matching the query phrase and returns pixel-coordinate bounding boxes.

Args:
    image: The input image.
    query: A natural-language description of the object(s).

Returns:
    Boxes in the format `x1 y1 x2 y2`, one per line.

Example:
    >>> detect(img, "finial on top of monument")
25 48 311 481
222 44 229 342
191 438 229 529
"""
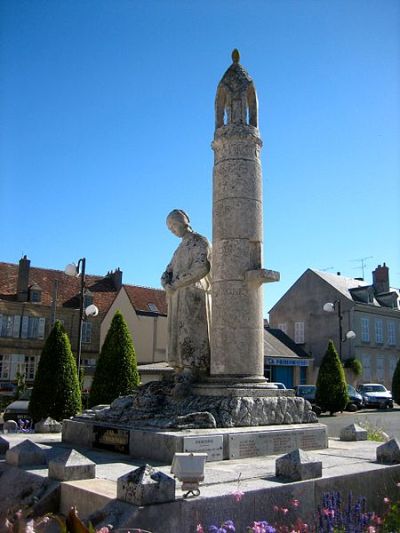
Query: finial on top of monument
215 49 258 129
231 48 240 63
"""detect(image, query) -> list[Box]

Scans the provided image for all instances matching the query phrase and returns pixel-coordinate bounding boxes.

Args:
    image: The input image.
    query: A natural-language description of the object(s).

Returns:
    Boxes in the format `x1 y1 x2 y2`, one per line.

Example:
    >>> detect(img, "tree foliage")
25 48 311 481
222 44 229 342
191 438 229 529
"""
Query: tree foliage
89 310 140 407
343 357 363 376
29 321 82 423
316 340 349 415
392 357 400 405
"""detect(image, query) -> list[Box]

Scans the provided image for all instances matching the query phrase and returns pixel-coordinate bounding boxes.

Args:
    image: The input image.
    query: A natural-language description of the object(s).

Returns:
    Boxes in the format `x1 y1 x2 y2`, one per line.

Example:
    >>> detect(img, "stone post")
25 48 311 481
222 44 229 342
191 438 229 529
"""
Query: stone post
211 50 279 381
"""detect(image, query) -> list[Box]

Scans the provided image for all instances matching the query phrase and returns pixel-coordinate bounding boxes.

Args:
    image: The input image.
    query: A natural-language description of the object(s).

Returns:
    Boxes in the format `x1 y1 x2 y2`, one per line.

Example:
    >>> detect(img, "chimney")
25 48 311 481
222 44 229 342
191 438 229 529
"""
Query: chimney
372 263 389 294
109 268 123 290
17 255 30 302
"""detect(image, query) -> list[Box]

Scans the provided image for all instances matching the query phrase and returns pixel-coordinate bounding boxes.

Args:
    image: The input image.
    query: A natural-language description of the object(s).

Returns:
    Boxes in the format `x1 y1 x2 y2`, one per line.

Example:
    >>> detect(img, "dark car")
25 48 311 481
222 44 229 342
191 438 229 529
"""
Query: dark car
294 385 321 415
3 388 32 422
358 384 394 409
295 384 363 415
346 384 364 411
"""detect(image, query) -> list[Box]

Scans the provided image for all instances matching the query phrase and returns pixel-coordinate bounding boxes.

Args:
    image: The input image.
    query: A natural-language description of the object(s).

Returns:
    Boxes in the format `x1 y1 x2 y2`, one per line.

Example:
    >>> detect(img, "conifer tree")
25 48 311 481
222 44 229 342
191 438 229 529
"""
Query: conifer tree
29 320 82 423
392 357 400 405
315 340 349 415
89 310 140 407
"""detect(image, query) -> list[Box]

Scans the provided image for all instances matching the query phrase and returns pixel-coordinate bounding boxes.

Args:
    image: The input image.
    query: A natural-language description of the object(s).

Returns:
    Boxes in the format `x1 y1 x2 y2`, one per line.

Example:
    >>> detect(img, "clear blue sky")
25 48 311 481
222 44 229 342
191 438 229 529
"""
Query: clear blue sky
1 0 399 315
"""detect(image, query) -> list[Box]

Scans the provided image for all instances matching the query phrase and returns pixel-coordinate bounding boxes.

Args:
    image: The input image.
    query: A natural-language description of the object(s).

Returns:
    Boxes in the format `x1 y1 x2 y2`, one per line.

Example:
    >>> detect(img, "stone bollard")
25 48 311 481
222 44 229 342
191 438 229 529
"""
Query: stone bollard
0 436 10 454
6 439 46 466
276 448 322 481
117 464 175 505
3 420 18 433
376 438 400 464
340 423 368 441
35 417 62 433
48 449 96 481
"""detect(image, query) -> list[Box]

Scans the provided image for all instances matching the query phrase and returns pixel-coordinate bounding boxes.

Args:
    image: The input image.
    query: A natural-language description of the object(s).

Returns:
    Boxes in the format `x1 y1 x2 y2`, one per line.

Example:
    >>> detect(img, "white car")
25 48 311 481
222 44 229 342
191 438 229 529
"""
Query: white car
358 383 394 409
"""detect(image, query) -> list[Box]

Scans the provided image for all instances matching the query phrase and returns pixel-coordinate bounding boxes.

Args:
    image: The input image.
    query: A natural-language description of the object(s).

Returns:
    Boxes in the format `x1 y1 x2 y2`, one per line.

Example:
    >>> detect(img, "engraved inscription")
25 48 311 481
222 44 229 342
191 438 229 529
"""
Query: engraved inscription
93 426 130 454
183 435 223 462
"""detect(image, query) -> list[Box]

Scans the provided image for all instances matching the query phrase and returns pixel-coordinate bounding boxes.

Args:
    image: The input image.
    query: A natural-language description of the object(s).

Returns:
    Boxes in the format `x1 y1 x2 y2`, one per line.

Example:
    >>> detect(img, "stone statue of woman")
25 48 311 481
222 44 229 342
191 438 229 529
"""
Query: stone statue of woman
161 209 211 384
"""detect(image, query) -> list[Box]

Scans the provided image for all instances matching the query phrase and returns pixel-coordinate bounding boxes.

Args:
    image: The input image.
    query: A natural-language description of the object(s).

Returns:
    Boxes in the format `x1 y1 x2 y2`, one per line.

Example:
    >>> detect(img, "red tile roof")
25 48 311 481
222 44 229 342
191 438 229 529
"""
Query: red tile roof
124 285 167 315
0 261 166 316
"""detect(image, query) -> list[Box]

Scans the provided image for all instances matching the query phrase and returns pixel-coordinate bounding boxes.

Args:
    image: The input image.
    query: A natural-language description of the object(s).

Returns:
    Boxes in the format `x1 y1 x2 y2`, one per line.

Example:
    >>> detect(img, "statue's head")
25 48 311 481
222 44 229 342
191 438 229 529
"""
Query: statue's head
166 209 191 237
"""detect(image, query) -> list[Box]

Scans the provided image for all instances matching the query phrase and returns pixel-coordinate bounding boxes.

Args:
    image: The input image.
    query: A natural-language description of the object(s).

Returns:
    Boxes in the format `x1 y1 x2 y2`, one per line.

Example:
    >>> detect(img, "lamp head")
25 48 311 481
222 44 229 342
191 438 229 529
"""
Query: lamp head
323 302 335 313
65 263 79 277
345 330 356 340
85 304 99 317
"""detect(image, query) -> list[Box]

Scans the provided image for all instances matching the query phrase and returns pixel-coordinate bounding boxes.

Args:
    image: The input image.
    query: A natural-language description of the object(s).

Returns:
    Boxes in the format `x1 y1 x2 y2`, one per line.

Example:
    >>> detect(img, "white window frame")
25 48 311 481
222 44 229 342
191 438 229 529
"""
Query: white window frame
82 321 92 344
0 355 11 379
388 322 396 346
294 321 305 344
278 323 288 334
375 319 383 344
361 354 371 381
376 355 385 382
360 318 370 342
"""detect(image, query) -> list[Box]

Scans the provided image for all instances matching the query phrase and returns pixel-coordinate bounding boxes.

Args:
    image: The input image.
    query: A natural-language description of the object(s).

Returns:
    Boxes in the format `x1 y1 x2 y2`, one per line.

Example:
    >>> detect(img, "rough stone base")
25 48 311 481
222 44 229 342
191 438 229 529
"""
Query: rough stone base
74 379 317 430
62 420 328 462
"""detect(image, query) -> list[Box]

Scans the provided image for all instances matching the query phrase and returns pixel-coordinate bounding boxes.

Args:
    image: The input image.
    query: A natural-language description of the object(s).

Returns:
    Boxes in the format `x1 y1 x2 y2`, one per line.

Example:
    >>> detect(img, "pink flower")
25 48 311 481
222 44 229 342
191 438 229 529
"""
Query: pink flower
290 499 300 508
196 524 204 533
397 482 400 488
384 497 391 504
231 489 245 502
273 505 279 512
96 528 110 533
281 507 289 515
367 527 376 533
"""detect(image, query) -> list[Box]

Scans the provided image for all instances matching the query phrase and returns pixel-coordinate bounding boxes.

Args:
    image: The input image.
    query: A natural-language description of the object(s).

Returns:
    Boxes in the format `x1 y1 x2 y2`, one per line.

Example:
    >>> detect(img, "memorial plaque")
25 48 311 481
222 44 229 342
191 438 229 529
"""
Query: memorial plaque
228 433 270 459
183 435 223 462
297 430 322 450
93 426 130 454
271 432 296 454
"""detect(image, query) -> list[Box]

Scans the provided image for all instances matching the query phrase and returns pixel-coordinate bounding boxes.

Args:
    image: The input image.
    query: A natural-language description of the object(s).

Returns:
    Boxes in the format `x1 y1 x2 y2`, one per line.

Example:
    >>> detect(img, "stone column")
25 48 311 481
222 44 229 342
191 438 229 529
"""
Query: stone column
210 50 279 381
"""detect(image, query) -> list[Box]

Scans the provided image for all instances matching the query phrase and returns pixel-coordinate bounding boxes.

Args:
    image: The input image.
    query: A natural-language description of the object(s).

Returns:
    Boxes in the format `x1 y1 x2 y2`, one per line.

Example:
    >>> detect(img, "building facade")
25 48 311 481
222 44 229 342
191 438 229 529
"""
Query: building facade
0 257 167 386
269 264 400 388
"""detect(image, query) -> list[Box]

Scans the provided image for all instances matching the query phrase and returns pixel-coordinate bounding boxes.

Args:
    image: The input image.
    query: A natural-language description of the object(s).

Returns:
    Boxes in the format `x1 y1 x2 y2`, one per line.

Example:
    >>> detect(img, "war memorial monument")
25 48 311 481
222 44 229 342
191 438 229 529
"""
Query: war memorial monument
62 50 327 461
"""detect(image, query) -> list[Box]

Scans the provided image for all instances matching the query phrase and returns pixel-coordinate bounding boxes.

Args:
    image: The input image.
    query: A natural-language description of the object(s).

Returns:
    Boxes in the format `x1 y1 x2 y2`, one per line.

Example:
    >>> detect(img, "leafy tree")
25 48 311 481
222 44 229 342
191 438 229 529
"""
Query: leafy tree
29 321 82 423
343 357 363 376
89 310 140 407
316 340 349 415
392 357 400 405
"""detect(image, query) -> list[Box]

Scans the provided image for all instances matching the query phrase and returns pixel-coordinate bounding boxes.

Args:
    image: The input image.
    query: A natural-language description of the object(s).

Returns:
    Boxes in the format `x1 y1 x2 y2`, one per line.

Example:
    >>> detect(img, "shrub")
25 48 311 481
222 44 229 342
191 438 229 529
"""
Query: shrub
29 320 82 423
315 340 349 415
343 357 363 376
392 356 400 405
89 310 140 407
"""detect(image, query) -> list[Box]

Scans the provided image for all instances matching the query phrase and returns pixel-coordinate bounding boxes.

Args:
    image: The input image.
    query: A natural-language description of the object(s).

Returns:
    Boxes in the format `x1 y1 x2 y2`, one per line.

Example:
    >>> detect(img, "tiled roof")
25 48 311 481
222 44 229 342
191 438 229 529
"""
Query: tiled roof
311 269 369 300
124 285 167 316
0 261 166 316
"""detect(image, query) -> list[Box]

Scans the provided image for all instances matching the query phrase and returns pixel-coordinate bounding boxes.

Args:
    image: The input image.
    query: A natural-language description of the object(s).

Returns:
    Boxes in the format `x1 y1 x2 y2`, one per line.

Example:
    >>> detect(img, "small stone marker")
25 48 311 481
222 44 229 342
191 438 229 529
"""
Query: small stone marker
0 436 10 454
376 438 400 464
276 448 322 481
3 420 18 433
48 449 96 481
6 439 46 466
340 423 368 442
117 464 175 505
35 417 62 433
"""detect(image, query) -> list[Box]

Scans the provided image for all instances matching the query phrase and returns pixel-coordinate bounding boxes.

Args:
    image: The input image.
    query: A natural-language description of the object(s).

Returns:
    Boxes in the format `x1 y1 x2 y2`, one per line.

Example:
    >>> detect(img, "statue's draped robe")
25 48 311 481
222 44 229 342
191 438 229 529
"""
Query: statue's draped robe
161 232 211 372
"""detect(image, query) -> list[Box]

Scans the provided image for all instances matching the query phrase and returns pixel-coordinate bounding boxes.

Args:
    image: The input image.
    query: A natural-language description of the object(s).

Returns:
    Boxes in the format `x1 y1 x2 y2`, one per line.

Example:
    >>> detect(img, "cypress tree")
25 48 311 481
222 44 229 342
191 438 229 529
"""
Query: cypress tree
89 310 140 407
315 340 349 415
392 357 400 405
29 320 82 423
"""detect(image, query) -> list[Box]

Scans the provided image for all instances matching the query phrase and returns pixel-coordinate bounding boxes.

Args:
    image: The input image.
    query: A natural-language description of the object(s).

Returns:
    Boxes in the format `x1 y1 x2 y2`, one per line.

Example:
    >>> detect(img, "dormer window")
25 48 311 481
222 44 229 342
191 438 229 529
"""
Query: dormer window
148 303 159 313
29 283 42 303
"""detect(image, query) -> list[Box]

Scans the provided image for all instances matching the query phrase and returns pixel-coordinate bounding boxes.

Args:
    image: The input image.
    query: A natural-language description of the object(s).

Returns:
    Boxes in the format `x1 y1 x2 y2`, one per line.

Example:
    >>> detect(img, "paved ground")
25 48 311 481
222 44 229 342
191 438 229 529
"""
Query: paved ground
319 406 400 438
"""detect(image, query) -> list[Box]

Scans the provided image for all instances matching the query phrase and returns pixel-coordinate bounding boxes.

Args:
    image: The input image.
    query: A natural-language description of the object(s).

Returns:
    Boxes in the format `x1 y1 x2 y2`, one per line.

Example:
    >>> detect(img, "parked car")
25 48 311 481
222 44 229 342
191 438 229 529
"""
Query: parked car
3 388 32 422
295 384 364 415
269 382 287 389
346 384 364 411
294 385 321 415
358 383 394 409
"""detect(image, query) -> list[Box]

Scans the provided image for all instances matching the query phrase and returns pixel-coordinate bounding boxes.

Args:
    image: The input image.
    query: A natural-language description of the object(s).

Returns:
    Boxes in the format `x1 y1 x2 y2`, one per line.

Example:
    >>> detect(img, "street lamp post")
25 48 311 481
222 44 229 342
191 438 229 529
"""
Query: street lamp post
65 258 98 375
323 300 356 360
